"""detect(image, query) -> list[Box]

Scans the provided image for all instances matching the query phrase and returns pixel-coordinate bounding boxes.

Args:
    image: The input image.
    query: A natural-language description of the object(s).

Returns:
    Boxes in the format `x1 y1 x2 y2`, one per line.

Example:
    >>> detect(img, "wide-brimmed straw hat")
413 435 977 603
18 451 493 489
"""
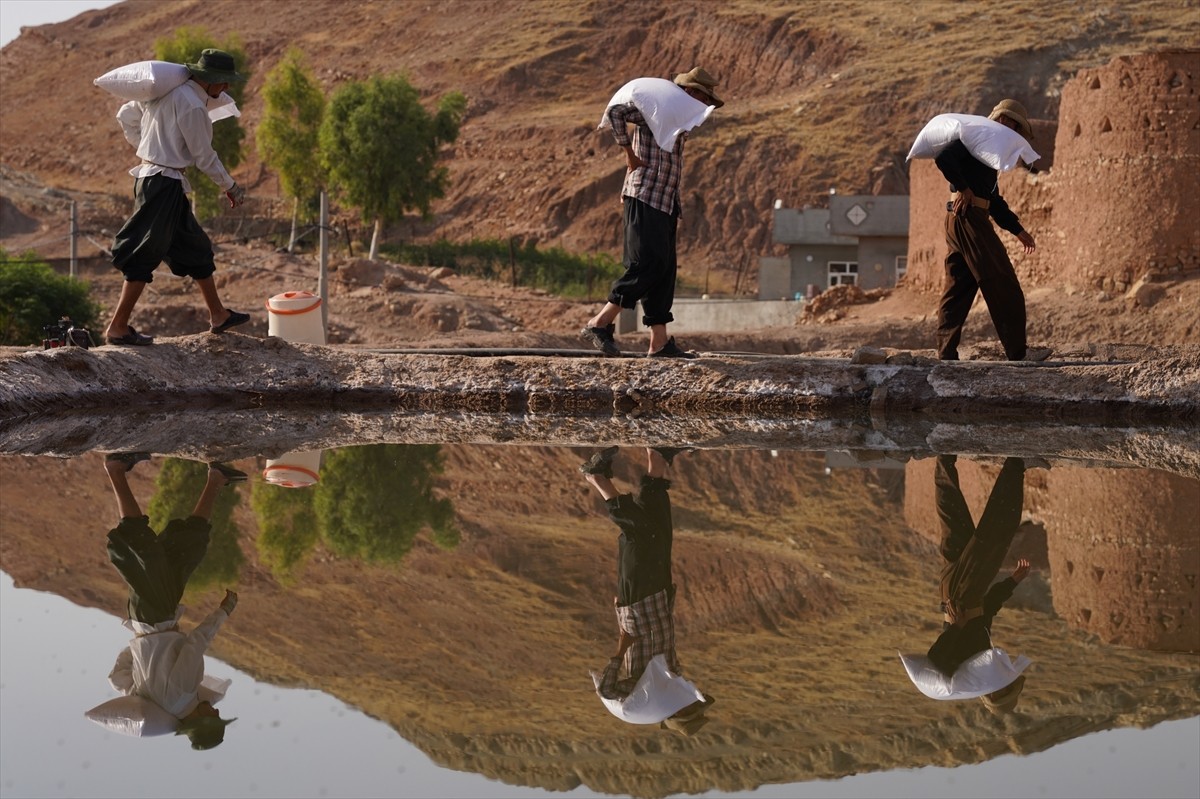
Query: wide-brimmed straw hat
988 98 1033 141
673 67 724 108
980 674 1026 715
187 49 245 84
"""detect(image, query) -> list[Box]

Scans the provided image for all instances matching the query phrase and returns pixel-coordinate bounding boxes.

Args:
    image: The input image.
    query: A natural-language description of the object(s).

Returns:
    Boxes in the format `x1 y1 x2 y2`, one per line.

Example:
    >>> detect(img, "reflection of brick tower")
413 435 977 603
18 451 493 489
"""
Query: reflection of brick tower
1053 49 1200 290
902 458 1048 568
1042 468 1199 652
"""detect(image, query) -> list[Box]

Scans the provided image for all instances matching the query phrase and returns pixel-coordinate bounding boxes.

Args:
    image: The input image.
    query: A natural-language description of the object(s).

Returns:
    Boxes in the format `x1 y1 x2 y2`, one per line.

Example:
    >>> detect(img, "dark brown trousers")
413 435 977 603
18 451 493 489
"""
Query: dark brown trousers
936 208 1027 360
936 455 1025 612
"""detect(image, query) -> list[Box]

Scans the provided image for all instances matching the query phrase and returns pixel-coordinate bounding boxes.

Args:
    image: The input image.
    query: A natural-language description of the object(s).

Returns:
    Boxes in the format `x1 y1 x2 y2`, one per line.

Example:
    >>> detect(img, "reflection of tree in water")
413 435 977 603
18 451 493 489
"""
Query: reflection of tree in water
254 444 458 577
250 480 319 583
147 459 244 590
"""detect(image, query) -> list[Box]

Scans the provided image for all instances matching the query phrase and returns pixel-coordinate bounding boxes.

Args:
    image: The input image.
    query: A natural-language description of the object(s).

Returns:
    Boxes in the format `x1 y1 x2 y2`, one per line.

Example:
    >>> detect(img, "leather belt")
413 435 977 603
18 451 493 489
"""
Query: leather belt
944 606 984 624
950 192 990 210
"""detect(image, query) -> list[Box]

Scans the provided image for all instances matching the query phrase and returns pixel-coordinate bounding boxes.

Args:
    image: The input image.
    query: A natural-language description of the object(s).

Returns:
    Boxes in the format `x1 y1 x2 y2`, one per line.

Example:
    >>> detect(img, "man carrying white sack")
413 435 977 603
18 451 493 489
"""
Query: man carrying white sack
581 446 714 735
104 49 250 346
580 68 724 359
934 99 1049 362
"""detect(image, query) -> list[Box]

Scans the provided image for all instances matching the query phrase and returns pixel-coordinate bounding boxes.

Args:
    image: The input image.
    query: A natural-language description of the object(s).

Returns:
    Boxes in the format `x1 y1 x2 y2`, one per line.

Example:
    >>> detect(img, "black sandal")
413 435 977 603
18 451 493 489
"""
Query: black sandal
211 310 250 334
208 462 248 483
105 452 152 472
105 327 154 346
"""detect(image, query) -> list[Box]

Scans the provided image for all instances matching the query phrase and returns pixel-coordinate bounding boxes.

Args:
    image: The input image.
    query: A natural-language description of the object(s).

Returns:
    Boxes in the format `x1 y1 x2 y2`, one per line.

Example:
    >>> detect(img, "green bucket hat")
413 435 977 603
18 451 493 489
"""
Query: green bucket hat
186 49 245 83
176 715 237 750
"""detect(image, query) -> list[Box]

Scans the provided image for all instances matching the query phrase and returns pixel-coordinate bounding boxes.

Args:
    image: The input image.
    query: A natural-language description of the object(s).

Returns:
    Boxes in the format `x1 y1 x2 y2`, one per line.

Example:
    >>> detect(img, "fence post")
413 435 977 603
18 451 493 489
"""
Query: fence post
318 190 329 329
508 236 517 288
69 201 78 279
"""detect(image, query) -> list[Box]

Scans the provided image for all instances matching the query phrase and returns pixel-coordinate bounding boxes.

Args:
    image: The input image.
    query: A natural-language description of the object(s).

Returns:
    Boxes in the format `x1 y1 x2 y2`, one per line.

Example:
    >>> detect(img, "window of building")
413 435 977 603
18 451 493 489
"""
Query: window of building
895 255 908 281
828 261 858 287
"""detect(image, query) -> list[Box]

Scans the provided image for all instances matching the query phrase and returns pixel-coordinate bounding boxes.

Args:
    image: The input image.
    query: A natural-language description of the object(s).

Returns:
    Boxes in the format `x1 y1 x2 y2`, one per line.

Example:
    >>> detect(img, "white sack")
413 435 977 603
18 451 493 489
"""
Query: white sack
207 91 241 122
94 60 190 102
906 113 1040 172
899 647 1031 701
597 77 714 152
96 61 239 123
591 654 705 724
84 695 179 737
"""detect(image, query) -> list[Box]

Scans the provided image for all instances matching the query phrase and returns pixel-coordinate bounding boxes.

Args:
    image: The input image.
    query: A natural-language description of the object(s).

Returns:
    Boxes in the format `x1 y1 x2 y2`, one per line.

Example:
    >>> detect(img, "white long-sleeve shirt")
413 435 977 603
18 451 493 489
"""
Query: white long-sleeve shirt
108 604 231 718
116 80 235 194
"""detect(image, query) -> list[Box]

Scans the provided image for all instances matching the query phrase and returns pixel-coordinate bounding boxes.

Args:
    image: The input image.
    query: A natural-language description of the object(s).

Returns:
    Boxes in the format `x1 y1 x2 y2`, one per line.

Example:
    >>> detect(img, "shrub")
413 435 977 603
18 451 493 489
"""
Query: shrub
0 250 101 346
379 238 624 298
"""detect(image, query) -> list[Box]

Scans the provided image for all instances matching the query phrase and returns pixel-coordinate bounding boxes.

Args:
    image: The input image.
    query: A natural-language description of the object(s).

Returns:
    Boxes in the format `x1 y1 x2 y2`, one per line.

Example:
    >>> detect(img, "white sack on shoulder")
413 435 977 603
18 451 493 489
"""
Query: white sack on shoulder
590 654 705 724
597 77 714 152
94 60 190 103
899 647 1031 700
906 113 1040 172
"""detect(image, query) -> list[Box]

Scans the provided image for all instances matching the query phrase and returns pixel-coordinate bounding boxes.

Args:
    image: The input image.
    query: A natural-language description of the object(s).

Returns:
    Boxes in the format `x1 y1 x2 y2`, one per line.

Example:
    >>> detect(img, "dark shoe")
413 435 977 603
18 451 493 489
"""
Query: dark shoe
208 462 248 483
649 337 697 359
211 310 250 334
105 326 153 346
1021 347 1053 362
579 325 620 357
653 446 695 467
105 452 151 472
578 446 618 478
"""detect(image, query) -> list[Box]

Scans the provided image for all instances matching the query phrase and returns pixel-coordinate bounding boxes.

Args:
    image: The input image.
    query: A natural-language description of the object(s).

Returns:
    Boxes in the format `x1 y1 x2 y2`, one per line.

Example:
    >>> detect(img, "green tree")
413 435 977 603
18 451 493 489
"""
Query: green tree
147 458 245 590
250 479 320 583
312 444 457 563
154 28 249 221
256 48 326 251
319 75 466 259
0 249 100 345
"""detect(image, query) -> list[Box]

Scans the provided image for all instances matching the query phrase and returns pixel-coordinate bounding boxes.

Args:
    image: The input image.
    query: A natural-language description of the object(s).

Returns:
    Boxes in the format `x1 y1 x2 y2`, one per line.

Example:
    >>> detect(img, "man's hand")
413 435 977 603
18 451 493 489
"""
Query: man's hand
614 628 636 659
1017 230 1036 254
220 589 238 615
1011 558 1031 583
225 183 246 209
622 145 645 172
952 188 975 217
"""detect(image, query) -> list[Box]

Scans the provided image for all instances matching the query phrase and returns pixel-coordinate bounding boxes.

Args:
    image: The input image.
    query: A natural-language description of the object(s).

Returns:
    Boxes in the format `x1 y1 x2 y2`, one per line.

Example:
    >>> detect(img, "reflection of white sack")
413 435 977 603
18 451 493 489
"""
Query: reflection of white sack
597 77 714 152
94 60 190 102
906 113 1040 172
85 695 179 737
899 647 1031 700
591 654 704 724
85 673 230 737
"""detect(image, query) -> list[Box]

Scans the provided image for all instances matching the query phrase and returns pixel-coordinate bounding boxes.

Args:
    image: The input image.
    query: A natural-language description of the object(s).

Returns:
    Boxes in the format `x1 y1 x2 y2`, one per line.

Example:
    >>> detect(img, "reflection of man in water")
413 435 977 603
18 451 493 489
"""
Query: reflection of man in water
103 453 244 749
581 446 711 734
927 454 1031 712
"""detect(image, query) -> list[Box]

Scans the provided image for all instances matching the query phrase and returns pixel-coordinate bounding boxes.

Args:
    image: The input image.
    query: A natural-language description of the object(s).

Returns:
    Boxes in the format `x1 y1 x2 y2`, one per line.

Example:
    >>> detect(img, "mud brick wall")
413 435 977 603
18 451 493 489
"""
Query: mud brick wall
906 49 1200 294
1054 49 1200 289
1040 468 1200 652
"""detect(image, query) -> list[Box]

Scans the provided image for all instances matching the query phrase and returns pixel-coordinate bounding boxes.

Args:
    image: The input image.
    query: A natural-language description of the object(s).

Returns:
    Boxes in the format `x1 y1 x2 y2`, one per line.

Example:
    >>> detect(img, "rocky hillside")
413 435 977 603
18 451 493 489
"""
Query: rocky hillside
2 0 1198 291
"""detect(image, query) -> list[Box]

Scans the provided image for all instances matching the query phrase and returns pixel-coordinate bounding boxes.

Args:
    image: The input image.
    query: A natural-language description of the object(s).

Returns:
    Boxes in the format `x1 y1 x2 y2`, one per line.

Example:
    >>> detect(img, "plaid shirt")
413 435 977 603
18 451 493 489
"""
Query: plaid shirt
606 102 685 217
597 587 678 700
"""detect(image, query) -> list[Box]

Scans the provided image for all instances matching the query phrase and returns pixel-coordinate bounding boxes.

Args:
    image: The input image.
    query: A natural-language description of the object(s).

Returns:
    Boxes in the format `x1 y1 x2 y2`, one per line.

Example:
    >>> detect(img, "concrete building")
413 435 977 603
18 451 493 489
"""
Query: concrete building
759 195 909 300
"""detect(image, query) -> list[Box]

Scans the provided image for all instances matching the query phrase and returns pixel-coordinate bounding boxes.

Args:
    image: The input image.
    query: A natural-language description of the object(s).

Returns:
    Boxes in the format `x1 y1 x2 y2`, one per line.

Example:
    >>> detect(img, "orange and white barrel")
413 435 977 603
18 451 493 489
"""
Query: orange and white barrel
262 450 323 488
265 291 325 345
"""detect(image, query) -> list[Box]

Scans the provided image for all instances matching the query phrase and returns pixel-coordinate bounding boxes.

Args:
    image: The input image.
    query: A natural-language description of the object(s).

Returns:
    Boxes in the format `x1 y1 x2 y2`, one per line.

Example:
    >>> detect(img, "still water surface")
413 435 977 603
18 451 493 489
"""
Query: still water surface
0 441 1196 799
